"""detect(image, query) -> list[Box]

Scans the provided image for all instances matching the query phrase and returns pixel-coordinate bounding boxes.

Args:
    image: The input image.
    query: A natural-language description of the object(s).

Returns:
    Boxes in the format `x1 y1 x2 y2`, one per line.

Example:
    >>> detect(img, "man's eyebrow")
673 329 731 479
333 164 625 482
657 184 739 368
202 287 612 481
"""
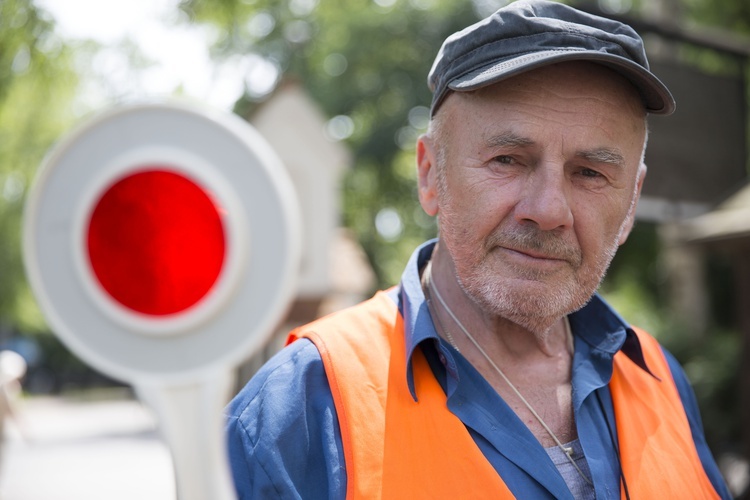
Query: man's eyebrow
485 132 535 149
578 148 626 167
484 134 627 167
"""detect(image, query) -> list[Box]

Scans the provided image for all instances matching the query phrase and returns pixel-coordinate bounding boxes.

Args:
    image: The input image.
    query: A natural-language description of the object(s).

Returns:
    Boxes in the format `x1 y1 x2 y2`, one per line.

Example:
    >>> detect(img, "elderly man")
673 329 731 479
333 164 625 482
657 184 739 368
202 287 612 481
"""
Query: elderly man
226 1 731 498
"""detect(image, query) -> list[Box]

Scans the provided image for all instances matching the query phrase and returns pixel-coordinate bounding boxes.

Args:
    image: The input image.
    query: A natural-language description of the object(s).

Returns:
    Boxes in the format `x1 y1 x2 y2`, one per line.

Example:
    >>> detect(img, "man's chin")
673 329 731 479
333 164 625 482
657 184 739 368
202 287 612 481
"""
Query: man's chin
464 278 595 332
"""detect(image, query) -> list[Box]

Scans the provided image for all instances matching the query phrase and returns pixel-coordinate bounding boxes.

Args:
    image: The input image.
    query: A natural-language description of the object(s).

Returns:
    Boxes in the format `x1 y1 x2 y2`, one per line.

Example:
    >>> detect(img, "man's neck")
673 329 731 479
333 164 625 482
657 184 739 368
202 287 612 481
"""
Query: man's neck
423 244 577 449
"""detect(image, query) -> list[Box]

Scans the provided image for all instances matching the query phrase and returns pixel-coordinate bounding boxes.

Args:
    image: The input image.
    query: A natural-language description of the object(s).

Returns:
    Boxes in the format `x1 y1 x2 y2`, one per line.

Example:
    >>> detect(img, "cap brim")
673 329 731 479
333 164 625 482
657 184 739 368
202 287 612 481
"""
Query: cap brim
448 49 676 115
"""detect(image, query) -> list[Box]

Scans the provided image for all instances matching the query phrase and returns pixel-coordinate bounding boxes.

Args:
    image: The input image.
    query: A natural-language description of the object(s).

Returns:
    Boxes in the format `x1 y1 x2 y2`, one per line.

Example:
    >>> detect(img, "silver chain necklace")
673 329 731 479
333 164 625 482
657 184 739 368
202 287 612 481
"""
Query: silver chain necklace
423 260 593 486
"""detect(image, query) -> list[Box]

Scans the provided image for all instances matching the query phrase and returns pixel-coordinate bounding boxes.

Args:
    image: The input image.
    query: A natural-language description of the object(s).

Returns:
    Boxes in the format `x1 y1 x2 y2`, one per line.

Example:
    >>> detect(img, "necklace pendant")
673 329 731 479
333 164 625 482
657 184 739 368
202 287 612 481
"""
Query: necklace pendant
563 446 574 457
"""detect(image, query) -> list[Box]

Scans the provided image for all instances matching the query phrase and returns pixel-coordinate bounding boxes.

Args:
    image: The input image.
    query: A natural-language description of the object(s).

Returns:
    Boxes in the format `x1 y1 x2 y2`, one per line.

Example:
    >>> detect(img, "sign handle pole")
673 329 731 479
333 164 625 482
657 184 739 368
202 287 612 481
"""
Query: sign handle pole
137 371 237 500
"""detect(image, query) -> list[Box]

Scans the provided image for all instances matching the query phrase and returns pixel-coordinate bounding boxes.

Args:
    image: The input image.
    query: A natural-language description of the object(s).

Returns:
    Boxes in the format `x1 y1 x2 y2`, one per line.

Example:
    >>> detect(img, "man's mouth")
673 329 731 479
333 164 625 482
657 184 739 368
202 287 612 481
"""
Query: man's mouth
502 246 569 262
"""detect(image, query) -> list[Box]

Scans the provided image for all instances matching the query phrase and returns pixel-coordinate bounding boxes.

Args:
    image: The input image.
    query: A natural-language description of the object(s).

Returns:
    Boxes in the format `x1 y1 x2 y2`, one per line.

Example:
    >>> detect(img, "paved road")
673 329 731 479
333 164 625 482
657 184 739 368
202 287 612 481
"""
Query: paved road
1 393 175 500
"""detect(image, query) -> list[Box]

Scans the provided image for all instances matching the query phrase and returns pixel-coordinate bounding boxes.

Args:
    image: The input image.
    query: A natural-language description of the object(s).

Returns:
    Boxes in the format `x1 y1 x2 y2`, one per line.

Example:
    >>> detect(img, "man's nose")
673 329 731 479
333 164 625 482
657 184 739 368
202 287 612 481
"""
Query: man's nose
513 166 573 231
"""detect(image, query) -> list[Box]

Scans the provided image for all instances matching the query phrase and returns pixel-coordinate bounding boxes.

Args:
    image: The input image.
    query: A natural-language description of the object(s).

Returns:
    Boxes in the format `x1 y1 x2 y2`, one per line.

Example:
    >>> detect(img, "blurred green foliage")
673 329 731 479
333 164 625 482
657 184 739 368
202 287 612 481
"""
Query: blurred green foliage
179 0 489 287
0 0 79 332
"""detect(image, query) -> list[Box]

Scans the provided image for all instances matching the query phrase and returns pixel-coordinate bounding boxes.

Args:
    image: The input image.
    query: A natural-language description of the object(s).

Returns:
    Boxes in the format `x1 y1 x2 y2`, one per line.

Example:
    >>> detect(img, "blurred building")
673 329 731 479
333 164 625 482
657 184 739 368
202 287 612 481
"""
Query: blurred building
584 5 750 495
235 81 376 386
678 181 750 494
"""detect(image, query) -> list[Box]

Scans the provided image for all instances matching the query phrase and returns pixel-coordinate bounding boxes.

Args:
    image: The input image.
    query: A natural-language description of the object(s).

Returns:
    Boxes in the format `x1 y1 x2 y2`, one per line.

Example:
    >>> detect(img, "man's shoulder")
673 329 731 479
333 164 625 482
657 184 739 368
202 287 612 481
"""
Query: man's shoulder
290 289 400 340
226 337 347 498
227 338 326 422
226 288 399 428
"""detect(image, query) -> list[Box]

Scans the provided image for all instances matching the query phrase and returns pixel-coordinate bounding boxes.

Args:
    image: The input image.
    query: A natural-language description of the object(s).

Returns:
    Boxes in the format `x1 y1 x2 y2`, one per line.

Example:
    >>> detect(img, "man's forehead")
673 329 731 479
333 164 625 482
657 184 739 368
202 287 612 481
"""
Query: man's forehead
448 61 646 116
434 77 648 167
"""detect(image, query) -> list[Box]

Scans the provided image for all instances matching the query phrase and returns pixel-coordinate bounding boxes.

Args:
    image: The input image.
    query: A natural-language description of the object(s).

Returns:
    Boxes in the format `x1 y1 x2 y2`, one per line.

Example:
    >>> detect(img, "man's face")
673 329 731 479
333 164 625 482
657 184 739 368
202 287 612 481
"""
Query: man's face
418 62 647 333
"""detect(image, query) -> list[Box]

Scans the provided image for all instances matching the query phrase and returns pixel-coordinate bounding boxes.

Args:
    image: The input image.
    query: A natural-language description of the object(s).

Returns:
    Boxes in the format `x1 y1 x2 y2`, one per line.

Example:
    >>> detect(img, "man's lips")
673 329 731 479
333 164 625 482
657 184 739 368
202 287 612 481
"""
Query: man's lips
486 227 582 267
499 246 575 270
500 246 571 263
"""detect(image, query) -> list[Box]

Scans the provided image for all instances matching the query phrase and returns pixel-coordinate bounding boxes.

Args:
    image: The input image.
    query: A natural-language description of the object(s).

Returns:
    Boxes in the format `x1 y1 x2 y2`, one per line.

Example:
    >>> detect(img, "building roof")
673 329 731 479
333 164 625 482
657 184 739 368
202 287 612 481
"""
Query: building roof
681 182 750 243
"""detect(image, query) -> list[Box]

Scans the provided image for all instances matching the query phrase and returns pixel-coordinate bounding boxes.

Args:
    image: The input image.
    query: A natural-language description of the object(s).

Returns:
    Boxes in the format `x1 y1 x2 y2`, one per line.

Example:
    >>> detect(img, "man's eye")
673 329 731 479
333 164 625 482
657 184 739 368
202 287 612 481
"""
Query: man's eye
494 155 515 164
580 168 602 178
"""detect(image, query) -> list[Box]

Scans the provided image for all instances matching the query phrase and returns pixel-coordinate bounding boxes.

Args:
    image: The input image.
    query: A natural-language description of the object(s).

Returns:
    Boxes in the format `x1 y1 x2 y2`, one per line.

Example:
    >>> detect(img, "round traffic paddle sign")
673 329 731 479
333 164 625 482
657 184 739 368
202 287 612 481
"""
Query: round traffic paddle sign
23 102 301 384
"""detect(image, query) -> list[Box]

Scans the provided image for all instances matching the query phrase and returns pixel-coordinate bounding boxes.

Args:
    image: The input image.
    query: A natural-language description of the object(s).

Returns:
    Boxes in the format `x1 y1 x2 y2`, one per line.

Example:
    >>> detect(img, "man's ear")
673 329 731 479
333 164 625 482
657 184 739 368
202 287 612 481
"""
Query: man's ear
618 163 647 245
417 134 439 217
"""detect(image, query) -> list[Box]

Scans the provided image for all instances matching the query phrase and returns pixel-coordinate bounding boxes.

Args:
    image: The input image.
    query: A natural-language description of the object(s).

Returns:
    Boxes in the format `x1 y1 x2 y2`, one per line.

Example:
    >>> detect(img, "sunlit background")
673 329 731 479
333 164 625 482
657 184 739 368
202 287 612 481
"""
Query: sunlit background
1 0 749 498
35 0 281 110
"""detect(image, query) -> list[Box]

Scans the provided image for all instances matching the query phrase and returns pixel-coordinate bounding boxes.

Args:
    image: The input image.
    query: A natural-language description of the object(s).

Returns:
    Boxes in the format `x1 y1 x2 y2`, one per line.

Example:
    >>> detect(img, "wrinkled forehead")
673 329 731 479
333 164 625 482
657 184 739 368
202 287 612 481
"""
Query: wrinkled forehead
432 62 648 167
435 61 648 146
445 61 646 118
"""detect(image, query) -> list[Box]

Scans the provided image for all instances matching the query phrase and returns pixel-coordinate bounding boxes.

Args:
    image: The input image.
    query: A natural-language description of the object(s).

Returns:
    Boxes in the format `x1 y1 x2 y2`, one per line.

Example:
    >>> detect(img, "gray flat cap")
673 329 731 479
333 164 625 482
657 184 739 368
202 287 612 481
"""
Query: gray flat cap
428 0 675 116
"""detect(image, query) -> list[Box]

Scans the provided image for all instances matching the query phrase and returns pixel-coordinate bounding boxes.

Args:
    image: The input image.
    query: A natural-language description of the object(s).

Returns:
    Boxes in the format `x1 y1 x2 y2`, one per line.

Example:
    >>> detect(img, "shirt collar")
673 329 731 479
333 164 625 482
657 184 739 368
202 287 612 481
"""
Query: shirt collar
397 239 658 400
569 294 659 379
397 240 441 399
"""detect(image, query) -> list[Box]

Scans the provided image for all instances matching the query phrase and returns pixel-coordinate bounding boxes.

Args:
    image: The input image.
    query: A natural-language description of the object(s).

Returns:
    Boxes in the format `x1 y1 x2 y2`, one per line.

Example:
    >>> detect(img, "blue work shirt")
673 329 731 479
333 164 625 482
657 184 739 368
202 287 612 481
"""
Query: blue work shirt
226 240 731 499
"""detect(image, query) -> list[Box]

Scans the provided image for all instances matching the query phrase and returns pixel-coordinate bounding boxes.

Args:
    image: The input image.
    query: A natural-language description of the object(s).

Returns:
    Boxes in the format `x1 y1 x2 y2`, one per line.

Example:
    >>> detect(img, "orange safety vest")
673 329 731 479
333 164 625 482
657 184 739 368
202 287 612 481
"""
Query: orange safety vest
288 291 719 499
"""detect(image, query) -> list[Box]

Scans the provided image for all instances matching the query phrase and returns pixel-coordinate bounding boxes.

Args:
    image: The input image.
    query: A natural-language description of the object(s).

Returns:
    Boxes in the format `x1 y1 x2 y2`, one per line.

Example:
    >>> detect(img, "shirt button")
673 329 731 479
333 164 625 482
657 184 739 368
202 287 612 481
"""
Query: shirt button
439 353 447 365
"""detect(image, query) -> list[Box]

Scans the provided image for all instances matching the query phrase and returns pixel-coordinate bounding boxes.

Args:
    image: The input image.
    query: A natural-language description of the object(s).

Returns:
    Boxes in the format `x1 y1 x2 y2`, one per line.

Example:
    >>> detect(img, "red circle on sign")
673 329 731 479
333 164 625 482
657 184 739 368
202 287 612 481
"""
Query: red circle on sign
86 169 226 316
